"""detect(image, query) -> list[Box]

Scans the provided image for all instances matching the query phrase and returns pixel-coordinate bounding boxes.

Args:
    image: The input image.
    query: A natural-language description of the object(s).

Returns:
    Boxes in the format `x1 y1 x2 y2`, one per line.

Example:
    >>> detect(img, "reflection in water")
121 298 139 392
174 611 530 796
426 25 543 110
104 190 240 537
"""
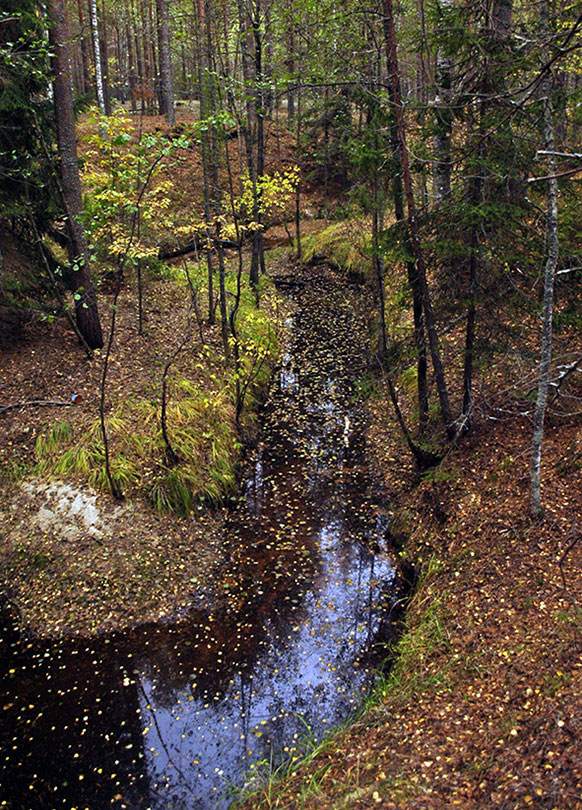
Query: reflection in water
0 273 400 809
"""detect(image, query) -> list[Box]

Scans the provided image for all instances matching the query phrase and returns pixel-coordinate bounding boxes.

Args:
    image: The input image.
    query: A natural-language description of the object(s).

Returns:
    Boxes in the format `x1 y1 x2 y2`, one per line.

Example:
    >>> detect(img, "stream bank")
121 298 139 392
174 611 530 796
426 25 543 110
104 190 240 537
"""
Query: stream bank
0 261 285 639
236 372 582 810
0 262 407 809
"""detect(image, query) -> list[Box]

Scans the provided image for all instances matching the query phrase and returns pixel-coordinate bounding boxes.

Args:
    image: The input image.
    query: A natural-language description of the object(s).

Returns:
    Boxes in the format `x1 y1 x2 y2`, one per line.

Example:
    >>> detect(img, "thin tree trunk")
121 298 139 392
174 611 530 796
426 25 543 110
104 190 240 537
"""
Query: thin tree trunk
286 7 295 123
115 22 128 104
140 0 154 114
77 0 91 94
147 0 160 113
382 4 428 433
295 79 302 259
132 0 146 111
99 0 111 113
49 0 104 349
462 234 477 418
433 0 453 202
461 101 484 423
237 0 260 290
224 128 245 418
531 0 559 519
196 0 215 324
252 2 265 278
89 0 106 115
156 0 175 123
383 0 454 438
205 0 230 358
372 189 388 364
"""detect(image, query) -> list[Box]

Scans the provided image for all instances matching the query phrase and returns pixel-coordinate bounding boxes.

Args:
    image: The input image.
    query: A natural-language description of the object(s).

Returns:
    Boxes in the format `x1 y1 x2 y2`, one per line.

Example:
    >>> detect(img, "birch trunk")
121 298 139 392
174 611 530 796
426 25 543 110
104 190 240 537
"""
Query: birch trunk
530 0 559 518
88 0 106 115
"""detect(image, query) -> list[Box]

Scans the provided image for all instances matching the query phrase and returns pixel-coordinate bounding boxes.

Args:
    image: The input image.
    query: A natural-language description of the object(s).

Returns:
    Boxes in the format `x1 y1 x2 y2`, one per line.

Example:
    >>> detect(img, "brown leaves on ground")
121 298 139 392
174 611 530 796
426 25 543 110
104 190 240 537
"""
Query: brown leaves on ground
0 273 232 637
239 401 582 808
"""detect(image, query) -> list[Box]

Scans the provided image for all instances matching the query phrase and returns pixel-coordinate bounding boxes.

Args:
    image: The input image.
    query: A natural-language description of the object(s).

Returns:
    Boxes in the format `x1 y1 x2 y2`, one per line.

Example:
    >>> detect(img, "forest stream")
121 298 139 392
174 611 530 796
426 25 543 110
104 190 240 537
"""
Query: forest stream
0 268 402 810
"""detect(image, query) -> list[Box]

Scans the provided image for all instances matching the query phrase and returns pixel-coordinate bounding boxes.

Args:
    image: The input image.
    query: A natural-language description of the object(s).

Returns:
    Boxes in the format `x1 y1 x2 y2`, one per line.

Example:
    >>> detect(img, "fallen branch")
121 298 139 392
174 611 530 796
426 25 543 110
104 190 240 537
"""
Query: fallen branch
548 357 582 406
0 399 76 414
158 235 239 261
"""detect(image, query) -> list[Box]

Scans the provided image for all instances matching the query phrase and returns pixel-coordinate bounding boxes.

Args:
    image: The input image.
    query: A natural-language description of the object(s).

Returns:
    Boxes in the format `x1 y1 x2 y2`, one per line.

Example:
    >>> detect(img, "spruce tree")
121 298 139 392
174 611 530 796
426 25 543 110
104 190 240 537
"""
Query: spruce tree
0 0 54 226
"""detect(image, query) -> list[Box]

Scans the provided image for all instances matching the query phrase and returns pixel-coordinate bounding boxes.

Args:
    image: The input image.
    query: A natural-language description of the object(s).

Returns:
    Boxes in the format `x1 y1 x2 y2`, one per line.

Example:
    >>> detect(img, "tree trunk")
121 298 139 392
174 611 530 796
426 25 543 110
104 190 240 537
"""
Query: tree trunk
196 0 215 324
49 0 104 349
156 0 175 124
140 0 155 114
88 0 106 115
530 0 559 519
99 0 111 114
384 0 454 437
382 0 432 435
77 0 91 95
204 0 230 358
286 8 295 123
126 17 138 111
252 2 266 278
385 109 428 433
461 233 478 419
294 79 302 258
237 0 260 290
461 99 484 424
433 0 453 202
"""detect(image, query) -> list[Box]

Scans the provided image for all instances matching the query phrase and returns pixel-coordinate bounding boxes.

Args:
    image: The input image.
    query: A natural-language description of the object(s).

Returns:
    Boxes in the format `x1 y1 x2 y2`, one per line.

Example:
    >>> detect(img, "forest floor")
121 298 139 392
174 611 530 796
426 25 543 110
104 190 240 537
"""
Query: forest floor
239 342 582 809
0 110 317 638
0 267 233 637
2 110 582 807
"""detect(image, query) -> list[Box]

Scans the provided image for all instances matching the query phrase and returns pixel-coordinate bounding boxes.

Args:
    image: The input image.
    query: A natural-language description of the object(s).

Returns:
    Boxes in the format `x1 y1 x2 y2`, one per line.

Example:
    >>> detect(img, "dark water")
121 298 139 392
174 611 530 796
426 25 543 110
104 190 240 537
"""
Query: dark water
0 272 400 809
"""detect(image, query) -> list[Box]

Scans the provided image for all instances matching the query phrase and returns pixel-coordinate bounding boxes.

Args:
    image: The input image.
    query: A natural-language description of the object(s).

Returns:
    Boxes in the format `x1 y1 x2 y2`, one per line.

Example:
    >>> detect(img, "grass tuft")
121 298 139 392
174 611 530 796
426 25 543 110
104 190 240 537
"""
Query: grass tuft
301 220 371 279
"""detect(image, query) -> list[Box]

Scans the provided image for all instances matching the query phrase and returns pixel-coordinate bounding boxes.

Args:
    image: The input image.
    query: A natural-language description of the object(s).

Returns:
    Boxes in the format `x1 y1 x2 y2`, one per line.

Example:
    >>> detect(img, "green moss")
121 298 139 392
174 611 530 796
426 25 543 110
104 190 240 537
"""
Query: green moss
301 221 372 278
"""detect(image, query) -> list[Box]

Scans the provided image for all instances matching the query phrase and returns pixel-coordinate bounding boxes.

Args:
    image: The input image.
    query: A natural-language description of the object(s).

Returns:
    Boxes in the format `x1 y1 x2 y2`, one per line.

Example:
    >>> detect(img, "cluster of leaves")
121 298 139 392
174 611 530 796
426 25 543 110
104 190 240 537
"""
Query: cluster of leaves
237 166 300 231
171 164 299 244
0 1 55 226
81 108 188 263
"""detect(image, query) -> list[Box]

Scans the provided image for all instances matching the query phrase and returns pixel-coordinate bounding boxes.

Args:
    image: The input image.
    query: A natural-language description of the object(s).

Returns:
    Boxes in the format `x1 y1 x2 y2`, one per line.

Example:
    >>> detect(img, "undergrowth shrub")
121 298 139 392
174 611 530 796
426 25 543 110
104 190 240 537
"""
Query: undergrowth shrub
35 385 239 514
34 265 279 515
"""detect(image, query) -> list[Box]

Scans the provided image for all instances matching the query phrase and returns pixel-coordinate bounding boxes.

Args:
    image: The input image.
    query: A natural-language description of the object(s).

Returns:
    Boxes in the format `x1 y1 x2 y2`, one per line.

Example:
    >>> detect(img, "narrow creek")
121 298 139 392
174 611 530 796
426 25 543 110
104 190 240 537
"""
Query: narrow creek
0 268 401 809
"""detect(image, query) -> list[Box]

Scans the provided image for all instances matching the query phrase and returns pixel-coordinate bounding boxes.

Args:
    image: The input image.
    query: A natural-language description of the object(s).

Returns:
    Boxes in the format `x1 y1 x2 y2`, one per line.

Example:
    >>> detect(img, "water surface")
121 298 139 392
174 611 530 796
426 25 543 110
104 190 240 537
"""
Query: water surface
0 271 399 809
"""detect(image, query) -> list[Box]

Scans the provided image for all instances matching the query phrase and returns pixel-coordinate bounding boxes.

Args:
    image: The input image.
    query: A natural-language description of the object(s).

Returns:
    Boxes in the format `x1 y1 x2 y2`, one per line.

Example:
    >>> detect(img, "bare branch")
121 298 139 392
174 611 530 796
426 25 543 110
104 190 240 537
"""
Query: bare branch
0 399 76 414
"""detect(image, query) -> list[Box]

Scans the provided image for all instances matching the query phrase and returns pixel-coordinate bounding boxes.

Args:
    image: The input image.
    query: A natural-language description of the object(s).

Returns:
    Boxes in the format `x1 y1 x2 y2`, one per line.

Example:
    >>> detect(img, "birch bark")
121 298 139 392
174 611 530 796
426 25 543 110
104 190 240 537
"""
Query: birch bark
530 0 559 518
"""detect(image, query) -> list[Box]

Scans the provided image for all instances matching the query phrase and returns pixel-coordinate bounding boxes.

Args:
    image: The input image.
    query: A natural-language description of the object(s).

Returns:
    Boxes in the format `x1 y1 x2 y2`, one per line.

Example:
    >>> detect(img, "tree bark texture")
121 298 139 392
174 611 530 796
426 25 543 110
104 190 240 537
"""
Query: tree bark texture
530 0 559 518
49 0 104 349
99 0 111 114
156 0 175 124
89 0 106 115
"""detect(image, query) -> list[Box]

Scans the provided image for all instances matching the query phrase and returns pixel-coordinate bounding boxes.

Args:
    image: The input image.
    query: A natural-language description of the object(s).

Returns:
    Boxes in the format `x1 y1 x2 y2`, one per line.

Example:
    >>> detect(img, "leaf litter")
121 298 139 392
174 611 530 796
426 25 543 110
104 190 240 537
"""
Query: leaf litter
0 263 405 809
